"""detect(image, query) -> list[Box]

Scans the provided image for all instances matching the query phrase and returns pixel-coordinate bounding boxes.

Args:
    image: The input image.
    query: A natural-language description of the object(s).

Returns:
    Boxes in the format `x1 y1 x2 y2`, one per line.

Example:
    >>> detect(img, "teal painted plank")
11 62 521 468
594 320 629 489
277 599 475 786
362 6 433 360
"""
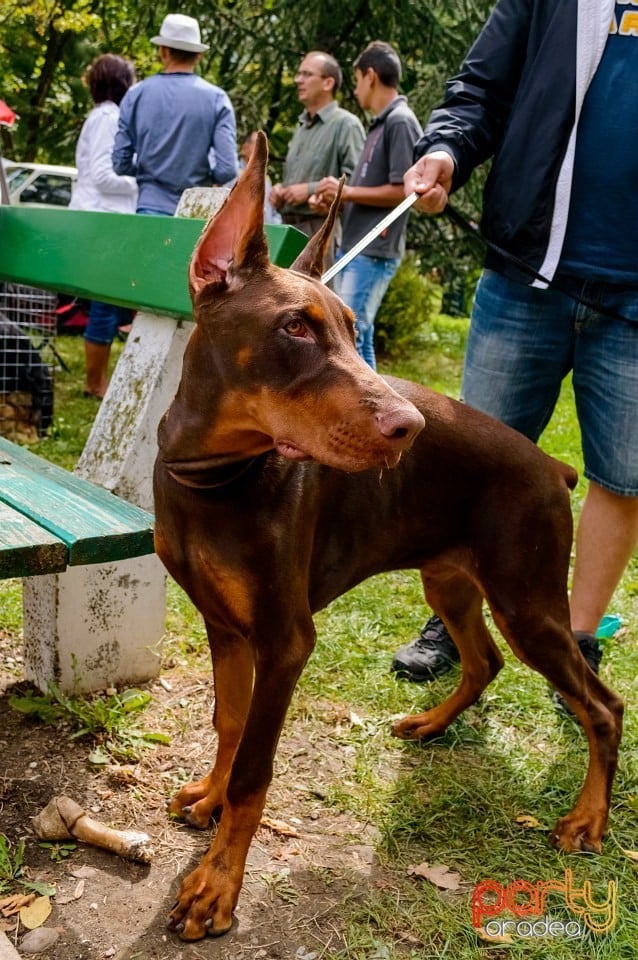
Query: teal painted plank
0 500 68 579
0 437 154 565
0 208 307 316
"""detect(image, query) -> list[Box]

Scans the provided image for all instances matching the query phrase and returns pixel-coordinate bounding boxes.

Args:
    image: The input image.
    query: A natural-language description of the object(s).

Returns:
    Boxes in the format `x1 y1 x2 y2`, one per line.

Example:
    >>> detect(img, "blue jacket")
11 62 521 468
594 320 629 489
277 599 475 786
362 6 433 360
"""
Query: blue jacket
414 0 615 283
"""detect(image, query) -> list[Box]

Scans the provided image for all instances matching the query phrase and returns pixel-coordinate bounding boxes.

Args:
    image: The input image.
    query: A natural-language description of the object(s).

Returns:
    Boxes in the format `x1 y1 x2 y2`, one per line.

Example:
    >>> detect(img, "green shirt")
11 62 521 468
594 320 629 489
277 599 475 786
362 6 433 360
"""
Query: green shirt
282 100 365 217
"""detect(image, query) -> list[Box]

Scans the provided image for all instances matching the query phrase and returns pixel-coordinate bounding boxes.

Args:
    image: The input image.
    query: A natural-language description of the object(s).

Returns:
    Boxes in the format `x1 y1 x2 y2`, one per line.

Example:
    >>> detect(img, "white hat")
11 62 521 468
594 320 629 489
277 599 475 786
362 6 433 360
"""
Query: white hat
150 14 209 53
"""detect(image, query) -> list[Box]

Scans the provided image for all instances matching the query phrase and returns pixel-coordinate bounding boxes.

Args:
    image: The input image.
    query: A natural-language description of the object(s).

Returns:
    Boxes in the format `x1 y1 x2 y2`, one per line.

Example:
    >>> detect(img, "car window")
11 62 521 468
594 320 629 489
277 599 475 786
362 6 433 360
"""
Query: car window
6 169 31 190
19 174 73 206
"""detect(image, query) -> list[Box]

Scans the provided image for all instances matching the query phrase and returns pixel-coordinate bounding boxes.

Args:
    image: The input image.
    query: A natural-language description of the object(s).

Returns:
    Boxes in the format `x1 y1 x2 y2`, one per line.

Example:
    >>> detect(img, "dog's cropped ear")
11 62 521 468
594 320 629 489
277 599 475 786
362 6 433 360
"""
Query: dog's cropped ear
289 176 345 279
189 130 270 301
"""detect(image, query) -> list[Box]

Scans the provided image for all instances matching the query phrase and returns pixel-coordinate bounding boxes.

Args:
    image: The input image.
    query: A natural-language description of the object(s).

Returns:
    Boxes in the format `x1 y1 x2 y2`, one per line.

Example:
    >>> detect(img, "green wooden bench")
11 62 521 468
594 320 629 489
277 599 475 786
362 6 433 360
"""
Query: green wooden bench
0 202 306 693
0 435 154 580
0 206 305 311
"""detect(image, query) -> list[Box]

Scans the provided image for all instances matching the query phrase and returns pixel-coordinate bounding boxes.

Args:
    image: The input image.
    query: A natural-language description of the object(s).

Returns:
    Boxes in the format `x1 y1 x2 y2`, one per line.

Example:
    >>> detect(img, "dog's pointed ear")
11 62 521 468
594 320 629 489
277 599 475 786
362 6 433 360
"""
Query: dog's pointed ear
289 176 345 279
189 130 270 301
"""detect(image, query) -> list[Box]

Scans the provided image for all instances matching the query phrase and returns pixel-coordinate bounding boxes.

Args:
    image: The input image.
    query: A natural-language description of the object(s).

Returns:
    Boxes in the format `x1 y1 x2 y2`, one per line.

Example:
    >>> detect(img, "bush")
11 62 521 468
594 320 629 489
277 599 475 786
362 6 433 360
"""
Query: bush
375 253 438 358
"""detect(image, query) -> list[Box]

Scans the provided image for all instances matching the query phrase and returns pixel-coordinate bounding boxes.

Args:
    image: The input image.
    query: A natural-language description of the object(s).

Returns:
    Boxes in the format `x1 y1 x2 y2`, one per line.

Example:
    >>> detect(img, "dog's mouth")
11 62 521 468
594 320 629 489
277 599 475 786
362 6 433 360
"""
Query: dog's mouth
276 440 313 462
275 437 405 472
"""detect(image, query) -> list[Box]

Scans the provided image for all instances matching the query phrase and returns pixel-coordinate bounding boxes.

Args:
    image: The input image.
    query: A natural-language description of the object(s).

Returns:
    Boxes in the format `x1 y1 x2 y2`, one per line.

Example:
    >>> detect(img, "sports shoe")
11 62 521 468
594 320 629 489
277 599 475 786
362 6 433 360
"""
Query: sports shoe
551 631 603 716
391 614 460 681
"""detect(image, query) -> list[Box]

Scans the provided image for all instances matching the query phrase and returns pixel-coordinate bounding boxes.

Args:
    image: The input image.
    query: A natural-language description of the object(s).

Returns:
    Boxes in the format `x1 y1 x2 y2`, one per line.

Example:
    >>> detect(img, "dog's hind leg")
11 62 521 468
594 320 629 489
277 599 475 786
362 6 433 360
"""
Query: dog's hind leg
492 598 623 853
168 625 254 829
392 571 504 741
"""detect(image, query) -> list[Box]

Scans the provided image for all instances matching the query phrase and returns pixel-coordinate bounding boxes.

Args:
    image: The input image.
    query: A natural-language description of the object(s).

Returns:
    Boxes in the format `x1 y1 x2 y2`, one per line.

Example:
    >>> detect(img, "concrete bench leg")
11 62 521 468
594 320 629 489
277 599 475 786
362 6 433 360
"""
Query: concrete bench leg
22 312 194 693
23 556 165 693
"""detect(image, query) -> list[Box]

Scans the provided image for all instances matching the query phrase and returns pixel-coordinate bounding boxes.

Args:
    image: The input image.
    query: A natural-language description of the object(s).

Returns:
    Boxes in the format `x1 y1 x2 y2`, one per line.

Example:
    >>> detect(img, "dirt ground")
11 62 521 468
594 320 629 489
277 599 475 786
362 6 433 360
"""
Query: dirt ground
0 630 396 960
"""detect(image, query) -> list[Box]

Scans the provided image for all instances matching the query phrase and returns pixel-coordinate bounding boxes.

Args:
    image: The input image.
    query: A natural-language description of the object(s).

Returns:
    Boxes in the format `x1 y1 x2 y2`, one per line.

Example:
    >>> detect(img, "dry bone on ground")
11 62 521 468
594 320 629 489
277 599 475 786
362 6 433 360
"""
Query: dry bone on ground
0 644 400 960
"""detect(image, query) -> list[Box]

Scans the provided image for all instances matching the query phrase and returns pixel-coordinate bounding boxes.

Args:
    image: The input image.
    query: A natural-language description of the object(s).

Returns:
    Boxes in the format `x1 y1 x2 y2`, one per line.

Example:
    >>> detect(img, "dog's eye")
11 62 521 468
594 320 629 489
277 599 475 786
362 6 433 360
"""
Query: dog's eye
284 319 308 338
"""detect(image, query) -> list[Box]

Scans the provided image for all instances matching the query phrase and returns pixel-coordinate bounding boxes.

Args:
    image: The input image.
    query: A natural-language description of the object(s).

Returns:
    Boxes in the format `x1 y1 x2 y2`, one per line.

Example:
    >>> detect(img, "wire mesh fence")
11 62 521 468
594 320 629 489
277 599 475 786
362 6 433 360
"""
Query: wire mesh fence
0 283 56 442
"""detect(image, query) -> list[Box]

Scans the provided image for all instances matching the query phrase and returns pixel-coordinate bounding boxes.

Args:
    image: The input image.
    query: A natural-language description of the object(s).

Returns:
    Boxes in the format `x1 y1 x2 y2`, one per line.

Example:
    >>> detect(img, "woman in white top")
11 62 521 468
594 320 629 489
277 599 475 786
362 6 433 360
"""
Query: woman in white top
69 54 137 398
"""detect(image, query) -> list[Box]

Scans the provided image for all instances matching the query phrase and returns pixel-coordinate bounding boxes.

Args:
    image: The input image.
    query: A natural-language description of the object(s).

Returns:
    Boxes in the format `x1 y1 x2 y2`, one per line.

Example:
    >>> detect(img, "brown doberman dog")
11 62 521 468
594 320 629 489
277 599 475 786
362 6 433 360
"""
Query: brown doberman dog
153 132 623 941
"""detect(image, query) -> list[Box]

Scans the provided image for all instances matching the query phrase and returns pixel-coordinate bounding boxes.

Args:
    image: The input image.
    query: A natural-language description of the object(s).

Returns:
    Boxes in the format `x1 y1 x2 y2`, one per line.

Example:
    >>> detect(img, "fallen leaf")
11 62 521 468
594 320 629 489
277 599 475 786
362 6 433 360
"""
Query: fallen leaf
622 848 638 863
260 816 301 838
107 765 138 785
119 688 152 713
19 881 56 897
476 925 514 945
19 895 52 929
407 862 463 891
0 893 35 917
514 815 546 830
0 918 17 932
88 747 110 766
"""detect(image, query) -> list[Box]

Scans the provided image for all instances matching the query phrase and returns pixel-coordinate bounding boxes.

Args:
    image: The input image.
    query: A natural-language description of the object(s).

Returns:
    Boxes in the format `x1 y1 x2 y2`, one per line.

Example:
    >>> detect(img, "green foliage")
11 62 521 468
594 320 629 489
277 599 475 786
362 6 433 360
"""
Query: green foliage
0 0 491 170
375 254 439 358
32 335 123 471
0 0 494 289
38 841 77 862
8 683 169 761
0 834 55 895
0 833 25 892
406 186 487 308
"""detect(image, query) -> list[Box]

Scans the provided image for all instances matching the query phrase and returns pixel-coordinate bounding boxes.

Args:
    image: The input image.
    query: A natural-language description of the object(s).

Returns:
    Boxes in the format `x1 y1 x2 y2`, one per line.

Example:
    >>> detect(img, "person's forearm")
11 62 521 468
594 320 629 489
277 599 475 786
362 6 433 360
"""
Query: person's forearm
111 140 135 176
111 116 136 176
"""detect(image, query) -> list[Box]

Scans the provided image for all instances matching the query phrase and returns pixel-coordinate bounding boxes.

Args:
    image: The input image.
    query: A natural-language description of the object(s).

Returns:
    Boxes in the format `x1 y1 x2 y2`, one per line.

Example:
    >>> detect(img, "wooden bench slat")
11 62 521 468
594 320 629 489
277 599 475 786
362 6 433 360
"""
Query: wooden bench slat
0 437 154 566
0 500 68 579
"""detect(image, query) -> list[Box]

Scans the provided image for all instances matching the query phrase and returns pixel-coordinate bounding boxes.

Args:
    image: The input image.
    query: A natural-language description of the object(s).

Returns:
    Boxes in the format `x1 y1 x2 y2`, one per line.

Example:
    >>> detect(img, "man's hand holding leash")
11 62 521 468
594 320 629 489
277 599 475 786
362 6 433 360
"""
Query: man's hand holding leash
404 149 454 214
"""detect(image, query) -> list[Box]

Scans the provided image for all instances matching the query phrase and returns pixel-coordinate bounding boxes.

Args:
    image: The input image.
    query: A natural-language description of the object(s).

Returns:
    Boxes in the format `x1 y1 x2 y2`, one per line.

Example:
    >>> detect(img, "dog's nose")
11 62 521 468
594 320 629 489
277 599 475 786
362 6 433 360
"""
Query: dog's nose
375 404 425 444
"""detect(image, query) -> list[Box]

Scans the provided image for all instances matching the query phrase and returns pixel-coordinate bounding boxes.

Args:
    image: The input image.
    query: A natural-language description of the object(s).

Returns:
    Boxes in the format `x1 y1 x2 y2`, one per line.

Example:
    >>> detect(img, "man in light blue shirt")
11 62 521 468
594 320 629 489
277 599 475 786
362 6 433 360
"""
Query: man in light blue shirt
113 13 237 215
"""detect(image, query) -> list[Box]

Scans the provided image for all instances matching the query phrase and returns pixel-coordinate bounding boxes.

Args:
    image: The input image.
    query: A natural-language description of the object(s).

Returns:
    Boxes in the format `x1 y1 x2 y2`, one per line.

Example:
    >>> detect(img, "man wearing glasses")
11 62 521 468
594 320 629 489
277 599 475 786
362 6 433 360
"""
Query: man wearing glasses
270 51 365 264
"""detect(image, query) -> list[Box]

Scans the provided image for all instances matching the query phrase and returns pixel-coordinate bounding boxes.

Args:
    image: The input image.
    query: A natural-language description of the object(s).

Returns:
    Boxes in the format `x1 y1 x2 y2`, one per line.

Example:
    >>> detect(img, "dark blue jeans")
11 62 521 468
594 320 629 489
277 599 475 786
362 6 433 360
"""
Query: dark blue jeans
462 270 638 495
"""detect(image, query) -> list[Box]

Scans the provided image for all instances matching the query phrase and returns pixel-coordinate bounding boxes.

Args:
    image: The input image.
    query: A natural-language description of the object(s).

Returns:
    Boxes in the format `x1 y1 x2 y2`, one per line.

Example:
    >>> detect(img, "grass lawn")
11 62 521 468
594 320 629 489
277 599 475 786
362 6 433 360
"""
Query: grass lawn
2 326 637 958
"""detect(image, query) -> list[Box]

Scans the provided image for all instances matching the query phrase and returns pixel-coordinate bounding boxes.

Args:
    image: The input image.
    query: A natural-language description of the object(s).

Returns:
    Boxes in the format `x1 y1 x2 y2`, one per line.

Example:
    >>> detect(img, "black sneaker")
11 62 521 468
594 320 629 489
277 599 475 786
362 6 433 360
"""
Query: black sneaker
551 631 603 716
391 615 460 681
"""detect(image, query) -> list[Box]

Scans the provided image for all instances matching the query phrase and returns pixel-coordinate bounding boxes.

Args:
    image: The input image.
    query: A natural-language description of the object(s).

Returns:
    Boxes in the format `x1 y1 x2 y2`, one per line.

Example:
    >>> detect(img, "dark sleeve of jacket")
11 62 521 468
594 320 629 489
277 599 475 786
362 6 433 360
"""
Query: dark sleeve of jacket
413 0 533 190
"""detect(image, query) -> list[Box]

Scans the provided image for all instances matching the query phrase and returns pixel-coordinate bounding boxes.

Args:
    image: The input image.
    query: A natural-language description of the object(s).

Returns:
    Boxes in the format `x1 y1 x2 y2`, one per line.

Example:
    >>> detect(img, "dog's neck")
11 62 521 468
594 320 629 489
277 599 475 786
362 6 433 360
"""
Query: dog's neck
157 327 276 481
158 395 274 477
164 451 263 490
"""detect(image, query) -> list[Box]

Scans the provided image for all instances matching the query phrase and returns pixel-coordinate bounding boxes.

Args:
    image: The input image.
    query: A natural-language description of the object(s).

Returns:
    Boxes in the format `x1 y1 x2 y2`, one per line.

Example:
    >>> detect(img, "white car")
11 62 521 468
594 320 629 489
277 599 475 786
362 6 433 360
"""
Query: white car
2 160 77 208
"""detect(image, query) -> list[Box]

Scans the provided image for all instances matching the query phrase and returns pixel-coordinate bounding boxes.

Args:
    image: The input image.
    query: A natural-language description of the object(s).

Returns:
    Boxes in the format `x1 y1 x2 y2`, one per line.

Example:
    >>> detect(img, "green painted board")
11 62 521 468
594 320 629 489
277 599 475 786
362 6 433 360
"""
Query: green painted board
0 500 68 579
0 437 154 565
0 207 307 316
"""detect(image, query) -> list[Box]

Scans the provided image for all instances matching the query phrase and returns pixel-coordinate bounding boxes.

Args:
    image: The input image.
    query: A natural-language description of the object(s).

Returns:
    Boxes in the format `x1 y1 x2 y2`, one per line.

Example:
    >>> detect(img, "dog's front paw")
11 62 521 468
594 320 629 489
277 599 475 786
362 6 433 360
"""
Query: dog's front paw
168 863 237 940
550 813 604 854
391 709 450 742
